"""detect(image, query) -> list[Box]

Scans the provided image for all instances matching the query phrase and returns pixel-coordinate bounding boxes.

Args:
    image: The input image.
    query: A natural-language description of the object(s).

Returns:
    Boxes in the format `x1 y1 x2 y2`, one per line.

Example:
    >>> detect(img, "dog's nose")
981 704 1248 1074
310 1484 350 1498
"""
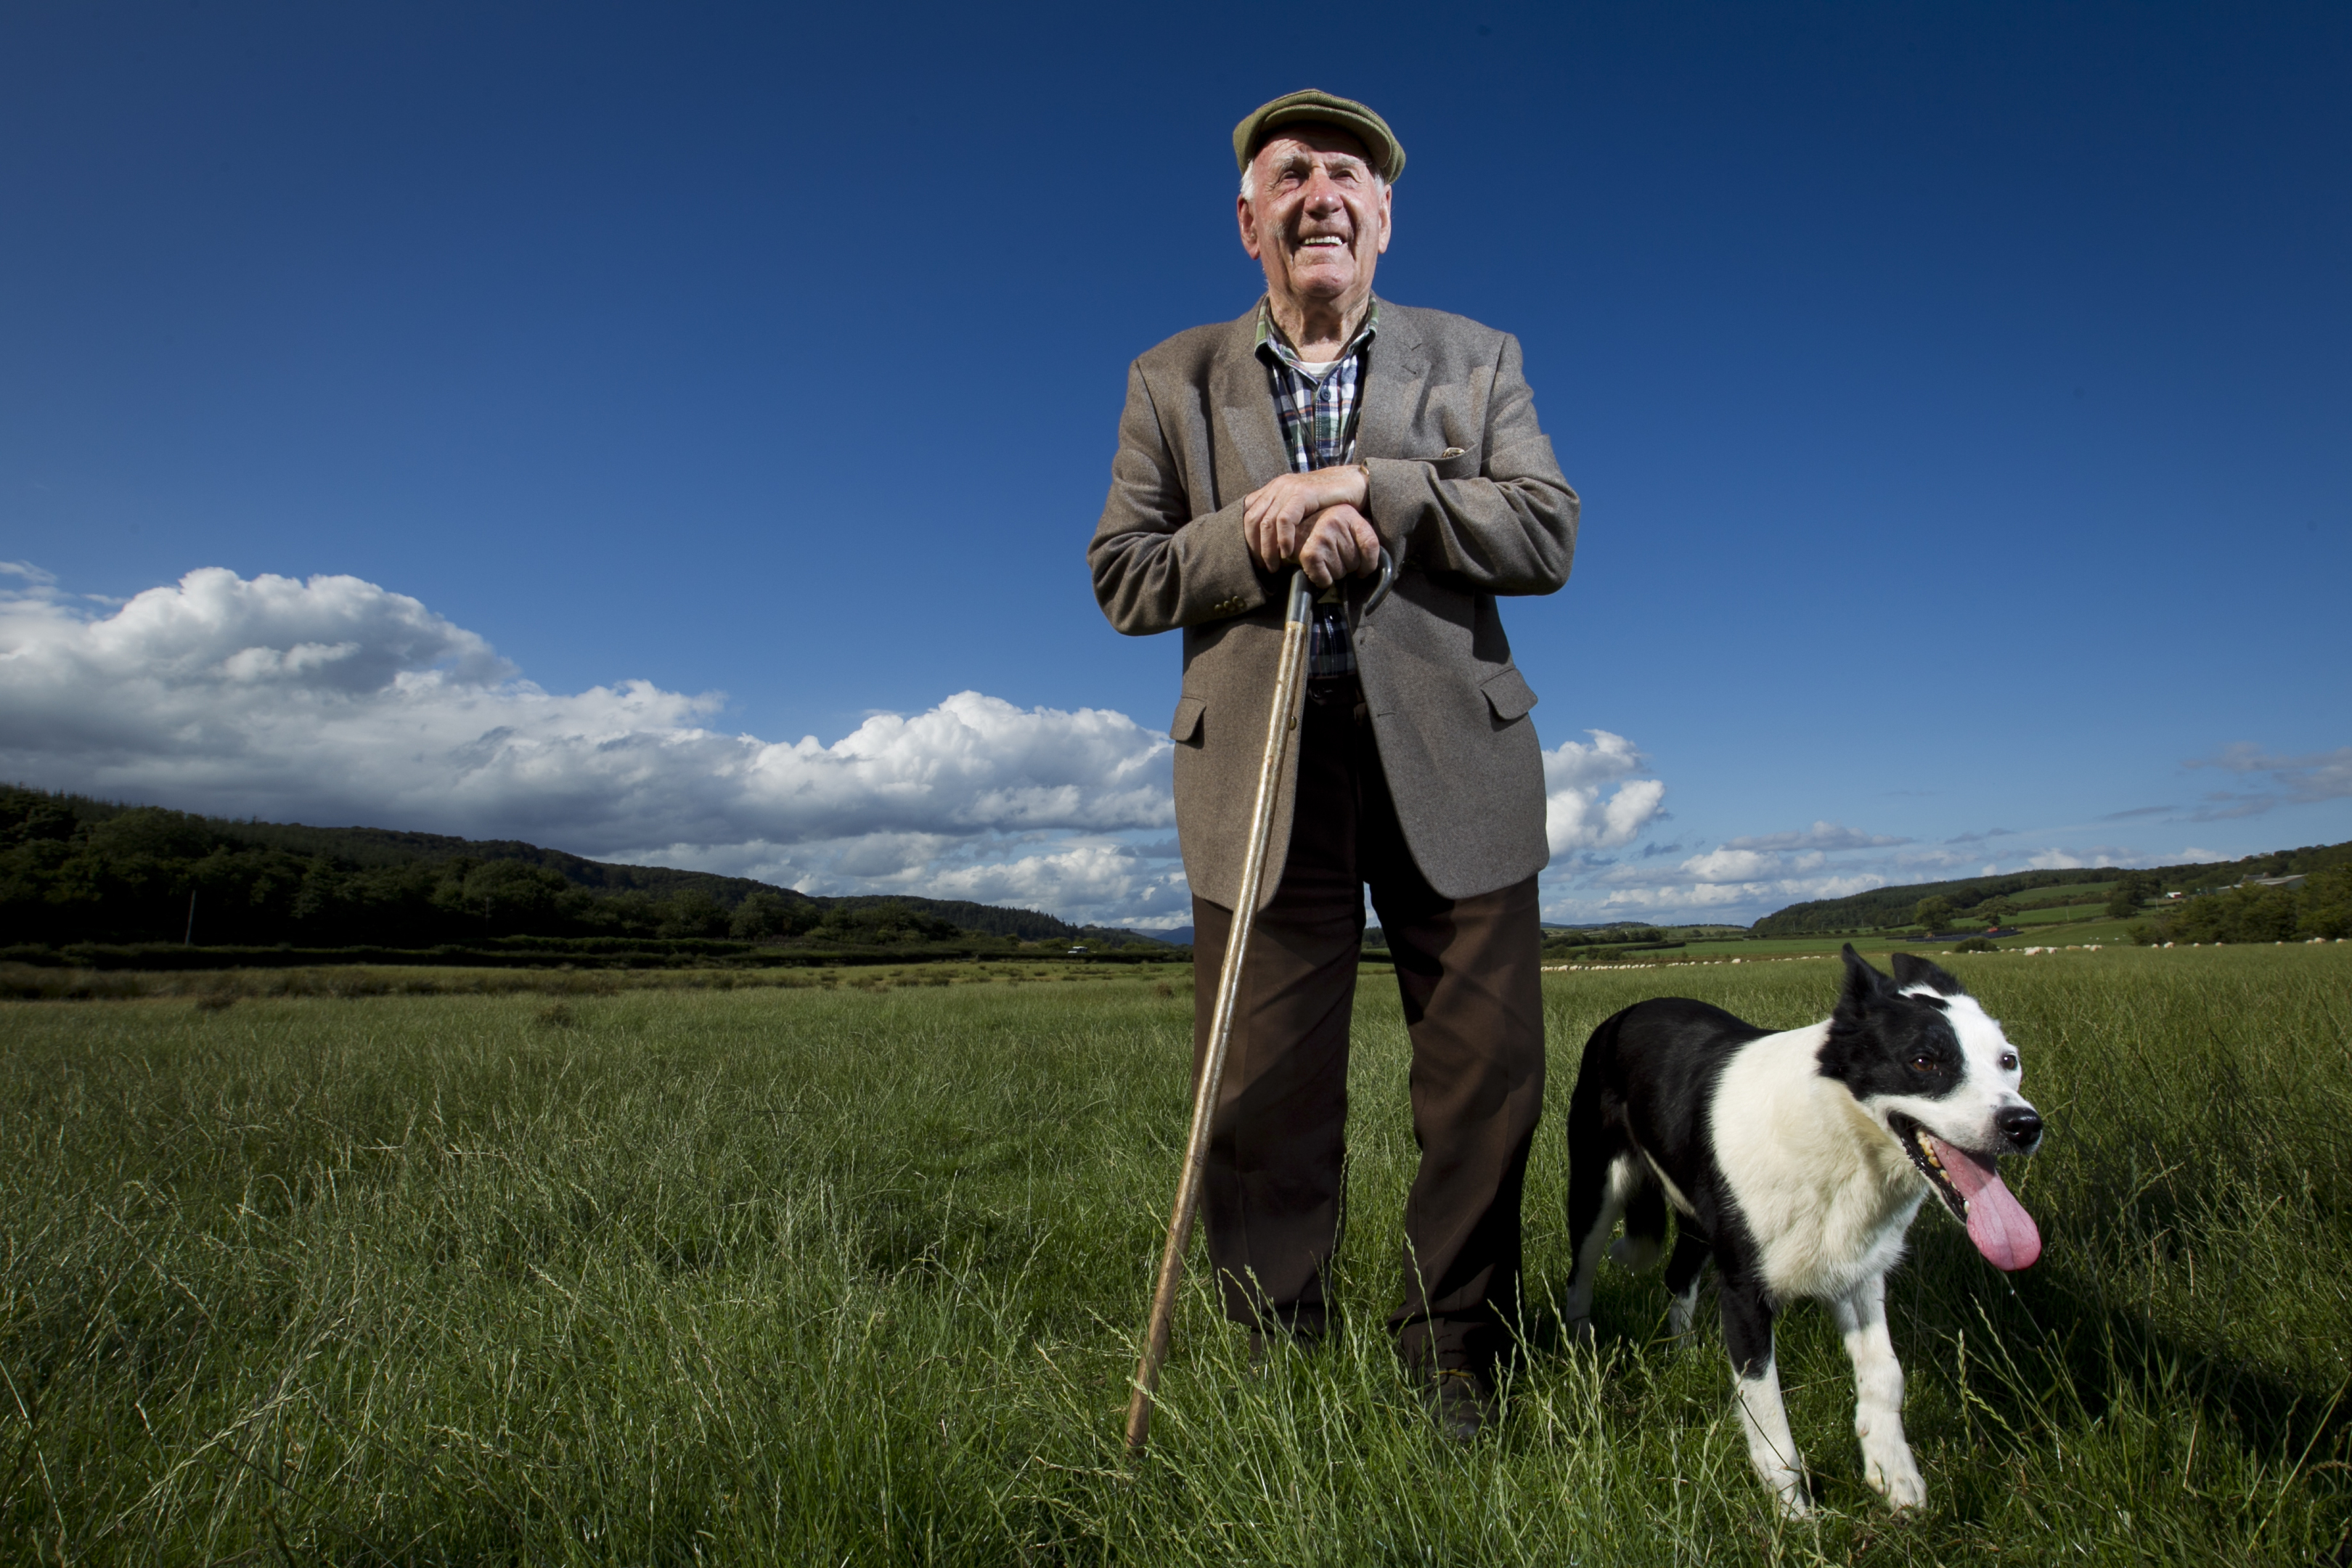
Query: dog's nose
1996 1105 2043 1153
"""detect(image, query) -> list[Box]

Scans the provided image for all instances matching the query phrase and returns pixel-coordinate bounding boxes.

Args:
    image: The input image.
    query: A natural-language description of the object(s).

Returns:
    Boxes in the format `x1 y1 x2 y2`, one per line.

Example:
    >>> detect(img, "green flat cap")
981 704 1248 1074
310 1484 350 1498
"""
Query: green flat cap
1233 89 1405 183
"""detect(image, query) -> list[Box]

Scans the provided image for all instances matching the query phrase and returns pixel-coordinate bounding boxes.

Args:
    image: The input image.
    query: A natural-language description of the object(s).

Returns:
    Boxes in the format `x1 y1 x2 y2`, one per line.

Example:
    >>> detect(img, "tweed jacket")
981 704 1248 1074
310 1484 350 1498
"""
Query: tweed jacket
1089 298 1580 910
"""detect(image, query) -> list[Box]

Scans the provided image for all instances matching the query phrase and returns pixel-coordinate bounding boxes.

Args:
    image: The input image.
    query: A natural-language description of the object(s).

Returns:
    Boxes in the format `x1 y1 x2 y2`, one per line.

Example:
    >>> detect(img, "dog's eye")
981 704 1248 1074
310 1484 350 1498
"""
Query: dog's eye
1999 1052 2018 1071
1909 1053 1937 1071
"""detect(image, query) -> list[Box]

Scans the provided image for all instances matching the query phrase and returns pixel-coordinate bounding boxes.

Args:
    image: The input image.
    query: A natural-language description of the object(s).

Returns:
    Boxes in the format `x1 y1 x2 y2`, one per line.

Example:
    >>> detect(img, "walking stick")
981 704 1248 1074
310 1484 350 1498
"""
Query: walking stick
1124 550 1392 1458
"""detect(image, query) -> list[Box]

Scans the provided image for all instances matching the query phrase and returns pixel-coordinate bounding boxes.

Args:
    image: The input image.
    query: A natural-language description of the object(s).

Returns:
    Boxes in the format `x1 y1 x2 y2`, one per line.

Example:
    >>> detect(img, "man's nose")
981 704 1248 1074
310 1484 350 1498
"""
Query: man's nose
1996 1104 2043 1153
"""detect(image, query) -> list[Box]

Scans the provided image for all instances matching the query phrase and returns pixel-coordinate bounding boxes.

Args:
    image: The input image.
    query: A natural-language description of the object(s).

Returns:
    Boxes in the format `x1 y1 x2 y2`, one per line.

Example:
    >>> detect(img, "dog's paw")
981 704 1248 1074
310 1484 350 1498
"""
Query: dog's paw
1864 1451 1927 1511
1745 1453 1812 1519
1767 1471 1813 1520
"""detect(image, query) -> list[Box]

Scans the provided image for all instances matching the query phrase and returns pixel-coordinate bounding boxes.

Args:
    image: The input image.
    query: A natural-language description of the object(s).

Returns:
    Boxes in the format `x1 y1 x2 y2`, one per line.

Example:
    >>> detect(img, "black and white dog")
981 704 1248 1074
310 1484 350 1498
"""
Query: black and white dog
1562 947 2043 1515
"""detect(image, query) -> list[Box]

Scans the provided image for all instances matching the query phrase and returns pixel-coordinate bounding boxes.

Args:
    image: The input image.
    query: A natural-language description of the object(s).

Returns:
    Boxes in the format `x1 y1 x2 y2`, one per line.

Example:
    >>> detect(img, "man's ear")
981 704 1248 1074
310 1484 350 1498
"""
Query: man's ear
1238 192 1262 259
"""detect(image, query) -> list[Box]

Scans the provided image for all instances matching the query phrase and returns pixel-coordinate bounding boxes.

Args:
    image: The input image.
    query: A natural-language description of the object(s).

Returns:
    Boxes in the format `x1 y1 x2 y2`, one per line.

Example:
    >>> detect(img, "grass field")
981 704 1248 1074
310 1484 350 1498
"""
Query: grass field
4 948 2348 1563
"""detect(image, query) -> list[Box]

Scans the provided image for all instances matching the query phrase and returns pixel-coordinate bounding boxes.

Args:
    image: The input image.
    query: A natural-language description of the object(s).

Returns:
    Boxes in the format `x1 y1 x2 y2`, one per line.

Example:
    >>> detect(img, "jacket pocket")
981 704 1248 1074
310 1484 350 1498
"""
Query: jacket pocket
1481 668 1538 723
1169 695 1206 746
1427 443 1480 478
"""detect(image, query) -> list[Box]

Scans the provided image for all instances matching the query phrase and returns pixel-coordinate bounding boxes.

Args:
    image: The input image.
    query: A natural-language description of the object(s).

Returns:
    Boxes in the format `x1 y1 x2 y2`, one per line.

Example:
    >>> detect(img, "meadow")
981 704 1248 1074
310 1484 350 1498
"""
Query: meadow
2 947 2346 1564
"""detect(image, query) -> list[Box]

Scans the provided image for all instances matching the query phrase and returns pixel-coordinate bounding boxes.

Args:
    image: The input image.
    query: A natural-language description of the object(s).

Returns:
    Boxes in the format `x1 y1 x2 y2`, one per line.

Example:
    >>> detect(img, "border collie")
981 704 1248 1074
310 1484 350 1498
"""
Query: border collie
1562 947 2043 1515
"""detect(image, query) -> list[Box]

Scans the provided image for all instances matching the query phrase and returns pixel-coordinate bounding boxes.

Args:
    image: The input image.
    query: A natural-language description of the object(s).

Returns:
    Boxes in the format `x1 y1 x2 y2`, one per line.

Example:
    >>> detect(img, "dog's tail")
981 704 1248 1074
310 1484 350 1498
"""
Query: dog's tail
1607 1161 1670 1273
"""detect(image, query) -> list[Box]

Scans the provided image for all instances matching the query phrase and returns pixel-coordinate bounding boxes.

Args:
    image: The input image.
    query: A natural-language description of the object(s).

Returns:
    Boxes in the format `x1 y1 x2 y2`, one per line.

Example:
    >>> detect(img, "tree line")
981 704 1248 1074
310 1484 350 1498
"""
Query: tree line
1540 924 1673 952
0 786 1162 952
2133 867 2352 945
1754 844 2352 937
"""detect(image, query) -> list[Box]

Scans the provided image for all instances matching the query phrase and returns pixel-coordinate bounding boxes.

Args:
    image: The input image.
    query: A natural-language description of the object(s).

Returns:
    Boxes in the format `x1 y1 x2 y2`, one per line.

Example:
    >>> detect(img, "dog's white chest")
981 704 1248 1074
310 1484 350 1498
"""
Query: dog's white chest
1710 1027 1928 1302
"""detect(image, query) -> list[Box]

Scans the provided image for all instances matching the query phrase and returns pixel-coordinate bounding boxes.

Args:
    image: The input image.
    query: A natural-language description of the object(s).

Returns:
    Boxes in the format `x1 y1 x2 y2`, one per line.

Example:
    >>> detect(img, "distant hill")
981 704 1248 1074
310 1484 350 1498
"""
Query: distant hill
0 784 1169 952
216 818 809 902
1751 840 2352 936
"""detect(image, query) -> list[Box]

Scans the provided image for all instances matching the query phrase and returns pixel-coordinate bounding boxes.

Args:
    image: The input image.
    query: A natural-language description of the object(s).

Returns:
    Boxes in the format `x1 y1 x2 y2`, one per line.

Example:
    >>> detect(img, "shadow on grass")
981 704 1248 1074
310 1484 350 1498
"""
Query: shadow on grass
1527 1225 2348 1488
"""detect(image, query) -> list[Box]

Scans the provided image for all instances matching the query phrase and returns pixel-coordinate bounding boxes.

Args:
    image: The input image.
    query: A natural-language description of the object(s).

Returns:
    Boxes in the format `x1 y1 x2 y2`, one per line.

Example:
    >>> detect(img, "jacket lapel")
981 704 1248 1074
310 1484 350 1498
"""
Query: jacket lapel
1212 308 1289 507
1355 298 1426 462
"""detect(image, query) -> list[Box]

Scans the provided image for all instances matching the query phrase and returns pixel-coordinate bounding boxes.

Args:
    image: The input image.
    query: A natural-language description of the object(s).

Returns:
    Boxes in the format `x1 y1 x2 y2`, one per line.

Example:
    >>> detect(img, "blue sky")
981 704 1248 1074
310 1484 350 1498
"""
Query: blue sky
3 1 2347 928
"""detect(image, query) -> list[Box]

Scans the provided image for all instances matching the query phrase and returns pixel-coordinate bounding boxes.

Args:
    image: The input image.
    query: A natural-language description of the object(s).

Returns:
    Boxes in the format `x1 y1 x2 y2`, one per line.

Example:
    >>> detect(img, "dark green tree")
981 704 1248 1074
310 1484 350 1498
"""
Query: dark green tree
729 891 808 941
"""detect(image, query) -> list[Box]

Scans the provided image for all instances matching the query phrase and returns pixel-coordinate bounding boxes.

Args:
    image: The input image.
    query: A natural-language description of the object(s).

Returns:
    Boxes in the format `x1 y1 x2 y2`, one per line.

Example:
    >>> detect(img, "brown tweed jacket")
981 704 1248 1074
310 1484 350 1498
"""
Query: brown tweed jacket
1089 298 1580 911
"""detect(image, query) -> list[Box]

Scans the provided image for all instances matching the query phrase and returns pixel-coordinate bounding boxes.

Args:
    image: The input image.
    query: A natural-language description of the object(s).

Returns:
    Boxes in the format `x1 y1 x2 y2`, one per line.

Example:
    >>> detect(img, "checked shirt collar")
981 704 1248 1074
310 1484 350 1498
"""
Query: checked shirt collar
1254 300 1379 681
1254 298 1380 473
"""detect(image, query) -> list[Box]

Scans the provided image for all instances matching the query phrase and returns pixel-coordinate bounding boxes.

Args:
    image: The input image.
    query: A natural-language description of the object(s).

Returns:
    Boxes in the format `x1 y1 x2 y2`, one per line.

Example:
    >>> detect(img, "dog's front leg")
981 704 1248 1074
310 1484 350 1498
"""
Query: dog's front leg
1834 1274 1924 1509
1720 1273 1808 1516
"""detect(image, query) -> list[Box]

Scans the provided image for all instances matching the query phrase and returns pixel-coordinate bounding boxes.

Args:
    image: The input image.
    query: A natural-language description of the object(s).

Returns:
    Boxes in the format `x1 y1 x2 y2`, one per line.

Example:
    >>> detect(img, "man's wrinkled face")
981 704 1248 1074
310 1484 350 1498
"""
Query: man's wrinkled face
1238 127 1392 312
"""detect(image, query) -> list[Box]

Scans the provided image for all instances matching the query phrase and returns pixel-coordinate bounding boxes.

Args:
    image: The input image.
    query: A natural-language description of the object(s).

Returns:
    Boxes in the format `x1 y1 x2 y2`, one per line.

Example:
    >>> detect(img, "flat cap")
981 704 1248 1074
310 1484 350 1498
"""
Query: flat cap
1233 89 1405 183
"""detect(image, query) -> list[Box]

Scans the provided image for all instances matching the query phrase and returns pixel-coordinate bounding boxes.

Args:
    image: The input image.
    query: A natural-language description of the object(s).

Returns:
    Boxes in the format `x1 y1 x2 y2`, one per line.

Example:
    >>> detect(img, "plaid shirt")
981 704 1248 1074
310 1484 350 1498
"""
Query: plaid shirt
1257 300 1379 680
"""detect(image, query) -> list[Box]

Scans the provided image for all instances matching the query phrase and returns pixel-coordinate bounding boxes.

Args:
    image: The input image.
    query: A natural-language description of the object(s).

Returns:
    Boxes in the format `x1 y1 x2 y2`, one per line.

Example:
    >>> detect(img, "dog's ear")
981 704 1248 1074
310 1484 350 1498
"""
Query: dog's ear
1838 944 1888 1011
1891 952 1968 996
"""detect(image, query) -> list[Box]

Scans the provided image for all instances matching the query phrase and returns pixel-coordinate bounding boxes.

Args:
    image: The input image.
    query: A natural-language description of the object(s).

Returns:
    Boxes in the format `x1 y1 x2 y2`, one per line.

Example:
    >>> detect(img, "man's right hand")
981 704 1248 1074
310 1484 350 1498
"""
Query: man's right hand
1289 504 1381 589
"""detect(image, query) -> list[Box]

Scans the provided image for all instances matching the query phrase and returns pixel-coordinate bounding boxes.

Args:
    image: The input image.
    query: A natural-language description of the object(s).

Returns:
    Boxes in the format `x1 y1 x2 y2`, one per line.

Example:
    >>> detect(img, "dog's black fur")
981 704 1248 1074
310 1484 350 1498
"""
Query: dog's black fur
1562 946 2043 1514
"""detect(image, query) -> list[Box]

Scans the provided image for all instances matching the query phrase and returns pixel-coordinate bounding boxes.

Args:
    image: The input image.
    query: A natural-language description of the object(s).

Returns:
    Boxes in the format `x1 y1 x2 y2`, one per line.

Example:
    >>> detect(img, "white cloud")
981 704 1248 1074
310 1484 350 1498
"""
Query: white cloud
1540 816 1964 925
1570 830 1899 921
1724 821 1910 853
0 567 1178 925
2022 846 2133 871
2183 742 2352 819
1678 846 1813 883
1543 730 1668 852
624 833 1193 928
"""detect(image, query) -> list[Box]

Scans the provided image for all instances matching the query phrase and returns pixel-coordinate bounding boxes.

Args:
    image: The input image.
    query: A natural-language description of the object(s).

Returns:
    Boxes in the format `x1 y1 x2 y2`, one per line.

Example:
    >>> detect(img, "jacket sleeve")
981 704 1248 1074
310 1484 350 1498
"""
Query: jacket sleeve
1087 362 1273 637
1361 333 1579 596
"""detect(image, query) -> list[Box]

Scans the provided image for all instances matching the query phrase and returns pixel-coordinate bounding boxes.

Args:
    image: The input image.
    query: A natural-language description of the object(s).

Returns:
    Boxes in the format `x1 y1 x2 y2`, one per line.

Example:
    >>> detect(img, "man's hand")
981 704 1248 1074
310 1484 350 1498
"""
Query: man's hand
1244 465 1371 573
1294 505 1381 589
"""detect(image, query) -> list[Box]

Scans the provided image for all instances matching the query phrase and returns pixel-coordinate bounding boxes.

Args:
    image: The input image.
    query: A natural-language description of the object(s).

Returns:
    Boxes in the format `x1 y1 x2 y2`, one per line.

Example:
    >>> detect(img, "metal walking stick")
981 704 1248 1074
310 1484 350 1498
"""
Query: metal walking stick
1124 550 1392 1458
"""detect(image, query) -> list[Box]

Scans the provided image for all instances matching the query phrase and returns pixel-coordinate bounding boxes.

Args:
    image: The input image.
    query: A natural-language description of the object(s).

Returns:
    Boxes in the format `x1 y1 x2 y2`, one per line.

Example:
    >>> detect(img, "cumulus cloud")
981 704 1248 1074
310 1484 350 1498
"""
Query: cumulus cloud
2022 846 2135 871
1723 821 1910 854
2181 742 2352 820
0 567 1180 925
1543 730 1668 853
1579 828 1898 915
1537 813 2073 926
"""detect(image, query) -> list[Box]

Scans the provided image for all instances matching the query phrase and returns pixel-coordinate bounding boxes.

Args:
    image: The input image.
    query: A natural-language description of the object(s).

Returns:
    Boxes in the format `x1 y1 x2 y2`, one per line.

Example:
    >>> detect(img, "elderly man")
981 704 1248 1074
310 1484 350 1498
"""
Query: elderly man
1089 89 1577 1437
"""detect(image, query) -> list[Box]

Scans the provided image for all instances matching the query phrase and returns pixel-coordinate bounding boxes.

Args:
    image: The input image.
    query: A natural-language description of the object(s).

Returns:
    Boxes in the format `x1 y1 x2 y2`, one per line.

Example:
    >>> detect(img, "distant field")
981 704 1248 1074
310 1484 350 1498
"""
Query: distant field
2006 900 2106 926
3 948 2346 1563
1657 911 2165 962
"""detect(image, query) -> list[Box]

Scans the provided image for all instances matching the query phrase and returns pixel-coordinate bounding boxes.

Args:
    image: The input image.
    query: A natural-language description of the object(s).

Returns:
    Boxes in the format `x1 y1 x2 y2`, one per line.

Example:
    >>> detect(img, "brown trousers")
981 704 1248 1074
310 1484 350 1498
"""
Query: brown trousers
1190 677 1545 1373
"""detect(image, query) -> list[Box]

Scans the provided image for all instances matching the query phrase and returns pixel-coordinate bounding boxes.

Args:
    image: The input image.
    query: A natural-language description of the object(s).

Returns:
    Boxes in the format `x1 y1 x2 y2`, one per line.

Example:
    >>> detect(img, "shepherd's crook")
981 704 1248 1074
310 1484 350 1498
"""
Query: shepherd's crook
1124 551 1392 1457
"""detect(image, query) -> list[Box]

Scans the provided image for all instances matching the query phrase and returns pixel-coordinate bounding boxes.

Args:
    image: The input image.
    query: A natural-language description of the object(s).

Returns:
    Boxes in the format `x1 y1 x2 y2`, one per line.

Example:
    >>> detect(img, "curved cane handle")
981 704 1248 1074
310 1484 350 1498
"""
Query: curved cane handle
1285 547 1394 627
1363 547 1395 619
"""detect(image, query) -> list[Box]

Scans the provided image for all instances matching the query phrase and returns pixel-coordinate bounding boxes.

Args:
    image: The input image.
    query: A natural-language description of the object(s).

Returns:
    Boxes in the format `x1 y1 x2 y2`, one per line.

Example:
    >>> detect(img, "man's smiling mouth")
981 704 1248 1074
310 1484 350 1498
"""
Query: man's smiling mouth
1299 235 1347 249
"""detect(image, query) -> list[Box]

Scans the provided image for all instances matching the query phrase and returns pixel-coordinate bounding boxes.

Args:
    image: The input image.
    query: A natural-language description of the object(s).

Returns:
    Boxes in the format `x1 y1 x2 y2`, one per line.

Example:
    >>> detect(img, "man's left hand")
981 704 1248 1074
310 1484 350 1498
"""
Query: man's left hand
1244 465 1371 571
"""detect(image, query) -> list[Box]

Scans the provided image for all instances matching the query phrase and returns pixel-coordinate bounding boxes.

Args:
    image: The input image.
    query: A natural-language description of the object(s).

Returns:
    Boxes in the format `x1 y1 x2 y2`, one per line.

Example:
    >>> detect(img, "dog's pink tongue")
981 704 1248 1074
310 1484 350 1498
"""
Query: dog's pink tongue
1930 1136 2041 1271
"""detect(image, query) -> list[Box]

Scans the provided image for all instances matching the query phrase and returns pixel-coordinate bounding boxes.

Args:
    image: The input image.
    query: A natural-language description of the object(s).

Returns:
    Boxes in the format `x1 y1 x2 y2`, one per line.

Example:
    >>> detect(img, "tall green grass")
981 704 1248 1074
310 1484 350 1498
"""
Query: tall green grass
2 948 2345 1563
